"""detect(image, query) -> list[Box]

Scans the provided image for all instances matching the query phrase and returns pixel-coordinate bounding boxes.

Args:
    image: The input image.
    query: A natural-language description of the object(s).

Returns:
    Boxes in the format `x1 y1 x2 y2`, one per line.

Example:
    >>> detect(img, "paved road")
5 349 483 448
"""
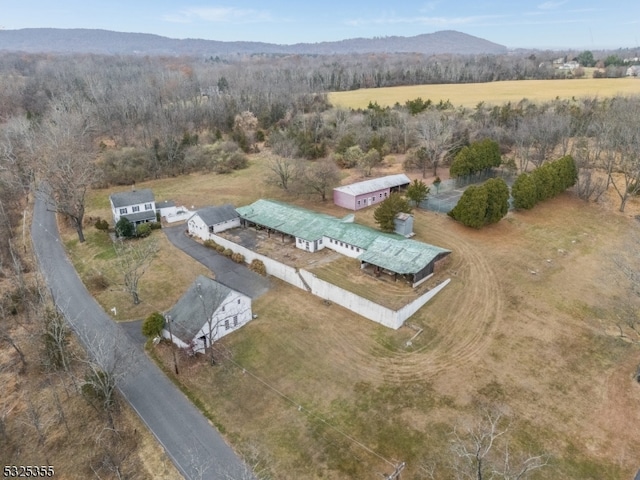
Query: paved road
163 225 270 299
31 197 254 480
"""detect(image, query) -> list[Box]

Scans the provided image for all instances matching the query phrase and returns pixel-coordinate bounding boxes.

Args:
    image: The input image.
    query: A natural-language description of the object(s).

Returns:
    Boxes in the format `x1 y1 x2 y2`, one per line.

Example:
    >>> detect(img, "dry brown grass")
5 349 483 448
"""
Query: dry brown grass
151 192 640 479
62 150 640 479
0 292 180 480
329 77 640 110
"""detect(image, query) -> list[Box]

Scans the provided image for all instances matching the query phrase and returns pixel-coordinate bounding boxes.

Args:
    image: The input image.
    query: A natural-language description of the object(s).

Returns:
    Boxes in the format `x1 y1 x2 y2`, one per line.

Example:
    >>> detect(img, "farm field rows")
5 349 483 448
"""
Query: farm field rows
329 77 640 109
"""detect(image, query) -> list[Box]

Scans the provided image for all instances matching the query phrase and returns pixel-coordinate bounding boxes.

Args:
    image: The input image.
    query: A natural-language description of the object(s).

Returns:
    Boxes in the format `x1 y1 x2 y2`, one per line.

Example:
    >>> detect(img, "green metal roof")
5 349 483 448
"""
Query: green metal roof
236 199 451 274
359 237 450 275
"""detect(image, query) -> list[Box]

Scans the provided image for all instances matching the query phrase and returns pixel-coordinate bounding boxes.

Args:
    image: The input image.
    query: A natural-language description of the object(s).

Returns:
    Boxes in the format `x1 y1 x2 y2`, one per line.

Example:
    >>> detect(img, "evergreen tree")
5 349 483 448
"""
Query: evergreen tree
374 193 412 232
448 185 489 229
142 312 165 338
484 178 510 224
512 173 538 209
406 179 430 206
115 217 135 238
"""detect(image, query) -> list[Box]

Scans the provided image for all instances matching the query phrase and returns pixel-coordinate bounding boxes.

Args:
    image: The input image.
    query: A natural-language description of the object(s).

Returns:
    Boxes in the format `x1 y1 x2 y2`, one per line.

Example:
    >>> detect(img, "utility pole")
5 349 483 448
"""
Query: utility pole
165 314 179 375
385 462 405 480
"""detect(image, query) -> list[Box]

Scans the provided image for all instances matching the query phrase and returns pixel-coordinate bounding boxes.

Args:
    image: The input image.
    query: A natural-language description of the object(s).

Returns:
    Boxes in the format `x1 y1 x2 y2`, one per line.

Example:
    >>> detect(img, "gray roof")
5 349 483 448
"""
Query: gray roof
110 188 155 208
166 275 234 341
157 200 176 210
191 204 239 226
333 174 411 196
122 211 156 224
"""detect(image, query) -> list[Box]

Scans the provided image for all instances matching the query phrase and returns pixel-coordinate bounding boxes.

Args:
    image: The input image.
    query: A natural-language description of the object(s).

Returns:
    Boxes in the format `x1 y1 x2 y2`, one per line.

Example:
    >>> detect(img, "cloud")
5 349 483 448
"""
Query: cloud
537 1 568 10
163 6 272 24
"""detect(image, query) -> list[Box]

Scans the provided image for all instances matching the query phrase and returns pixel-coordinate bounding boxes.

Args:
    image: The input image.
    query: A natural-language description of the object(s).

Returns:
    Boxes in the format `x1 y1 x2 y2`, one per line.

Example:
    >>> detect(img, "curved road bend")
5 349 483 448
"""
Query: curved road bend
31 197 254 480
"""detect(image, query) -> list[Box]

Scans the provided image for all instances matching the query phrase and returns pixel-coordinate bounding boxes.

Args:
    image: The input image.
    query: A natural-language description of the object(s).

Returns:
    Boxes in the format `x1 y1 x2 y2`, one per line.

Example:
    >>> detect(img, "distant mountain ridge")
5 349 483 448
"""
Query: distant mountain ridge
0 28 508 56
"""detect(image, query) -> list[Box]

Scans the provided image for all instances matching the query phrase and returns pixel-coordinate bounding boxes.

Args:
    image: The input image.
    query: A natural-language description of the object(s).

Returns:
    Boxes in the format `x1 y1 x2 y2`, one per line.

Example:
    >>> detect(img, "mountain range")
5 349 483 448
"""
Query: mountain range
0 28 508 56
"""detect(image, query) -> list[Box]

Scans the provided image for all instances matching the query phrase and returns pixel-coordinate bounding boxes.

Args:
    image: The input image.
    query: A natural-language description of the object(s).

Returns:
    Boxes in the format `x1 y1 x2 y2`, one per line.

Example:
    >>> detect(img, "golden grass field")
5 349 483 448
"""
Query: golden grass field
56 152 640 479
329 77 640 110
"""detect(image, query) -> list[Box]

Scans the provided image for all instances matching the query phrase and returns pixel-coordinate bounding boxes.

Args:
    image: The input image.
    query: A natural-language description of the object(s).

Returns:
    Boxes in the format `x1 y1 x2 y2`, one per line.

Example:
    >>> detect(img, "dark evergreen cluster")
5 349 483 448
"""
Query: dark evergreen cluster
512 155 578 209
449 139 502 178
448 178 510 229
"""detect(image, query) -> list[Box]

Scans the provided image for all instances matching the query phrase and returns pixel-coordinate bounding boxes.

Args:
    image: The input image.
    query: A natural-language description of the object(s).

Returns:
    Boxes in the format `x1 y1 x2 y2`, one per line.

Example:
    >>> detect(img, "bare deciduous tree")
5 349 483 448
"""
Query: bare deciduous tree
36 101 99 243
301 158 341 201
266 156 300 192
114 238 159 305
449 408 548 480
601 97 640 212
413 111 463 177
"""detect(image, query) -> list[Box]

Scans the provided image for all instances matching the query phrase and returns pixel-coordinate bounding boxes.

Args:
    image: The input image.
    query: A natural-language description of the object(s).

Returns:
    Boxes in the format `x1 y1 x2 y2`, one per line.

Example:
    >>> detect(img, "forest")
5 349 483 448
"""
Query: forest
1 48 640 479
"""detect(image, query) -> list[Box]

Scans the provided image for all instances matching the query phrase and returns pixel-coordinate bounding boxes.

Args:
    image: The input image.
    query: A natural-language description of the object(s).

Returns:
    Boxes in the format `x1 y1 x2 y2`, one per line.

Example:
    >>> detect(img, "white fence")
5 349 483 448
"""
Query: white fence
206 232 449 330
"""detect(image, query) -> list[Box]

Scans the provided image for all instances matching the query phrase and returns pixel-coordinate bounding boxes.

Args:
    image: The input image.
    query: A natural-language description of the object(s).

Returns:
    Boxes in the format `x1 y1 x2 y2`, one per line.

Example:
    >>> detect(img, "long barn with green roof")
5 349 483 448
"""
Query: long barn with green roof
235 199 450 287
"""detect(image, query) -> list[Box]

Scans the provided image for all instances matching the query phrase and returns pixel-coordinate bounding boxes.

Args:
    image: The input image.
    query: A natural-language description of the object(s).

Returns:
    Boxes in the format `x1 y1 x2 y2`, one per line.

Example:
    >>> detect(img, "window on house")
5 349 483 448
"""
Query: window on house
132 206 140 212
144 203 153 210
319 239 322 245
119 208 127 214
384 192 388 197
357 200 361 205
225 319 230 330
233 315 238 326
379 193 383 198
350 245 354 250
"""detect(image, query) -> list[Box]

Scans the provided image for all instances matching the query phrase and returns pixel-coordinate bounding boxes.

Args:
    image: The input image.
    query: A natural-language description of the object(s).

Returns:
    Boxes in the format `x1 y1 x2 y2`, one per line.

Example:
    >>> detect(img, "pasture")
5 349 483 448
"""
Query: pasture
329 77 640 109
60 150 640 479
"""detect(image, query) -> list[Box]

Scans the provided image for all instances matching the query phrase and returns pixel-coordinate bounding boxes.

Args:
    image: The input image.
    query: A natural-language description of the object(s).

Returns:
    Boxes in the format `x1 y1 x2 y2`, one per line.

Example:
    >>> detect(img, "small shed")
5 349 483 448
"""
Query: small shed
394 212 414 237
188 204 240 240
162 275 252 354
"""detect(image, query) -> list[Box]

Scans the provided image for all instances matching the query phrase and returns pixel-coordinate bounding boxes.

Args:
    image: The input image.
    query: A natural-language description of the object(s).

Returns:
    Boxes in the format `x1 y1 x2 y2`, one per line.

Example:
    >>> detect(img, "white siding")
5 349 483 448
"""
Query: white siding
323 236 363 258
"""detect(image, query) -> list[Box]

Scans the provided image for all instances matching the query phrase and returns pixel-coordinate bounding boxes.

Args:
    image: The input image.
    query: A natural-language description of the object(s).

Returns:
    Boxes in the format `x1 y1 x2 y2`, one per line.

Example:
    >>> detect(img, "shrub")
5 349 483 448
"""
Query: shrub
231 252 245 264
150 221 162 230
94 218 109 231
136 223 152 238
215 245 225 253
222 248 233 257
250 259 267 276
142 312 165 338
115 217 135 238
204 239 219 249
86 272 110 292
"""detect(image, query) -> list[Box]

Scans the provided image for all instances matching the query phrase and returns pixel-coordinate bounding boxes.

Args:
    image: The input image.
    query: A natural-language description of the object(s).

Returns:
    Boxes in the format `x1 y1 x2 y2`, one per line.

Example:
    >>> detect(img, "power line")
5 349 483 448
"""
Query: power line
33 217 405 476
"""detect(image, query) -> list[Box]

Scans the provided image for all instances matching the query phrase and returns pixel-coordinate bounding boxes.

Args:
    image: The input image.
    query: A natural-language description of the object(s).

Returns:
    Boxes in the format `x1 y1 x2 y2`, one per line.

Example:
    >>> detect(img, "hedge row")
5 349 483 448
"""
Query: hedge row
512 155 577 210
203 238 245 263
448 178 510 229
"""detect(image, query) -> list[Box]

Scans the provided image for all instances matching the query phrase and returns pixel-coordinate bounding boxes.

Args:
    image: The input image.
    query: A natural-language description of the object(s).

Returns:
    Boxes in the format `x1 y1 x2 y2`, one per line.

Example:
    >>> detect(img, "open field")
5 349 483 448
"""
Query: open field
329 77 640 110
63 153 640 479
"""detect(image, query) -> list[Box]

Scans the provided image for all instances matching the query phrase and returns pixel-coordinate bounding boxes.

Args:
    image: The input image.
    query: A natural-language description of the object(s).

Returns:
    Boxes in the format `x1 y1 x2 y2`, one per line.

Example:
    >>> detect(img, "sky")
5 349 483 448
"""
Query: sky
2 0 639 50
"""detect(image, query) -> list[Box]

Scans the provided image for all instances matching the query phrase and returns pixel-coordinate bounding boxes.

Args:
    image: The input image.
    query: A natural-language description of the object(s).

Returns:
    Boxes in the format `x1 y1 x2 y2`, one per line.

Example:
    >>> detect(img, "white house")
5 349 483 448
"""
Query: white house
156 200 178 219
162 275 253 354
626 65 640 77
187 204 240 240
109 188 156 227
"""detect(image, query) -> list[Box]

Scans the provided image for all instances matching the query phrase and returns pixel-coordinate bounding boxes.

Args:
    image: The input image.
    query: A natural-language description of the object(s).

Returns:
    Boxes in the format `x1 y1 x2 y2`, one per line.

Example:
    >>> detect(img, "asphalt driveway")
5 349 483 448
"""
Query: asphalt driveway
163 225 270 299
31 196 254 480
